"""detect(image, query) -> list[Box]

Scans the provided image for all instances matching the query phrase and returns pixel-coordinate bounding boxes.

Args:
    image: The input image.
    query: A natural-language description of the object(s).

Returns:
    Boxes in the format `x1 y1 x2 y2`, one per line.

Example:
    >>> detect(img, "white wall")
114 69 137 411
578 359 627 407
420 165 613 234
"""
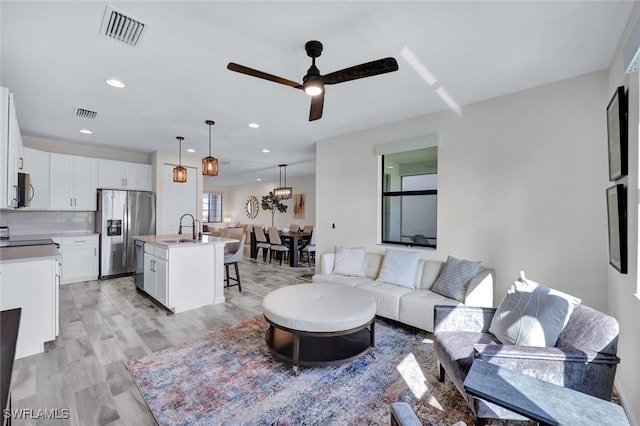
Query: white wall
208 175 316 229
317 70 609 312
607 3 640 425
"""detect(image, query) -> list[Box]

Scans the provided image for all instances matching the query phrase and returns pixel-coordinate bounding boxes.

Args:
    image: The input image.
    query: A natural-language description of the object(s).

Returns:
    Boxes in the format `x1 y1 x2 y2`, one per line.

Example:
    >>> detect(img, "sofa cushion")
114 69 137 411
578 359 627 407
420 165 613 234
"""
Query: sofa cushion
356 280 414 320
431 256 481 302
398 290 460 332
488 272 582 347
333 246 367 277
377 248 421 289
418 260 445 290
311 273 373 288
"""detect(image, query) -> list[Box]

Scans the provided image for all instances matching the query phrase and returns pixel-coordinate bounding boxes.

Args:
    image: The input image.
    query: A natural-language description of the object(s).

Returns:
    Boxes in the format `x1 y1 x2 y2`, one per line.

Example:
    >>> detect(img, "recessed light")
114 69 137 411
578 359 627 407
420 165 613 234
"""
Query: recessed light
387 166 394 169
79 129 93 134
187 148 195 153
256 178 262 181
262 149 270 153
105 79 125 88
248 123 260 128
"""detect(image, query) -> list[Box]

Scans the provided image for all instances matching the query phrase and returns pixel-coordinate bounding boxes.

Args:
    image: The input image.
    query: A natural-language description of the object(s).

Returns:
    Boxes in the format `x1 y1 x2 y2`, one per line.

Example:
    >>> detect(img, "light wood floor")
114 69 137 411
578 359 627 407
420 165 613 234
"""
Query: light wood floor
9 247 315 426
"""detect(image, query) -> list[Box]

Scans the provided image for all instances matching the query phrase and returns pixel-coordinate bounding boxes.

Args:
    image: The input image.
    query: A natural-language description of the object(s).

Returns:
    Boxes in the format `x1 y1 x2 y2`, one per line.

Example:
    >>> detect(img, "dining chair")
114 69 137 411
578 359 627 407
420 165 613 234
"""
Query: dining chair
299 229 316 267
224 233 246 291
302 225 313 234
254 226 271 261
289 224 299 233
268 227 289 265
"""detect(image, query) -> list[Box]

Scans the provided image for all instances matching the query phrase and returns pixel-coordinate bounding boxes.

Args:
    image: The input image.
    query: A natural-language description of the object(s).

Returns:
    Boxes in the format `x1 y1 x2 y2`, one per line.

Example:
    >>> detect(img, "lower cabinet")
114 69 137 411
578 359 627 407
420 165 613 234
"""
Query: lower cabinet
0 258 60 359
144 243 168 305
52 235 99 284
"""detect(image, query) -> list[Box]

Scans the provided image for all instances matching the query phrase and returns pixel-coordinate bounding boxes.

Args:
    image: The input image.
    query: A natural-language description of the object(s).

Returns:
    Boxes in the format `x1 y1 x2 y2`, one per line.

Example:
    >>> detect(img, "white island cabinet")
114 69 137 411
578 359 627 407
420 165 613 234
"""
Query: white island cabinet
51 234 99 284
0 245 60 359
136 235 235 313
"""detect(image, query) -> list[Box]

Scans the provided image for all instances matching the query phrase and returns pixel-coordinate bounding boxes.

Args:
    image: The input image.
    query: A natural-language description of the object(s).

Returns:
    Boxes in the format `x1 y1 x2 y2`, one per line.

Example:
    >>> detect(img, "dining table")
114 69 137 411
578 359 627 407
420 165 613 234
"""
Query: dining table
250 230 311 267
278 231 311 267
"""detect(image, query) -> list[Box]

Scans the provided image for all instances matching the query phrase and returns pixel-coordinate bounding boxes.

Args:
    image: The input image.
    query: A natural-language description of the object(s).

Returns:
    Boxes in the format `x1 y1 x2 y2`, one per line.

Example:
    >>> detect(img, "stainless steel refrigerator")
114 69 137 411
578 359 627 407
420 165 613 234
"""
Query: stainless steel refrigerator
97 189 156 279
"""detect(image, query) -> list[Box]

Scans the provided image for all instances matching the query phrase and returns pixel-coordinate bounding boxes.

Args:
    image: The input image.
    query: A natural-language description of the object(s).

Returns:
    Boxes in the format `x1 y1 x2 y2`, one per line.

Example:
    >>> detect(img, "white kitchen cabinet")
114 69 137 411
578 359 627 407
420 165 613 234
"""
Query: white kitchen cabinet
22 147 50 209
98 159 152 191
0 257 60 359
143 243 168 305
52 234 99 284
0 86 23 208
49 153 98 210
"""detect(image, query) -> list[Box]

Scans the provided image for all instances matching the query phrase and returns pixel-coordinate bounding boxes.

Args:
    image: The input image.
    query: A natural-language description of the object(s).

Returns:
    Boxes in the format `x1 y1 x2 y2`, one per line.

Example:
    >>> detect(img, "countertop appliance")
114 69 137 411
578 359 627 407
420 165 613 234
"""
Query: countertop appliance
97 189 155 279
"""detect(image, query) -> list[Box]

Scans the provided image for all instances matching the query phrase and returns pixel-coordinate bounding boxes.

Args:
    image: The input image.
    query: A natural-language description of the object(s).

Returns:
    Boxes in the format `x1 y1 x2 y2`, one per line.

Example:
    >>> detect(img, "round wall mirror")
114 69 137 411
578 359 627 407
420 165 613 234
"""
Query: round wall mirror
244 195 259 219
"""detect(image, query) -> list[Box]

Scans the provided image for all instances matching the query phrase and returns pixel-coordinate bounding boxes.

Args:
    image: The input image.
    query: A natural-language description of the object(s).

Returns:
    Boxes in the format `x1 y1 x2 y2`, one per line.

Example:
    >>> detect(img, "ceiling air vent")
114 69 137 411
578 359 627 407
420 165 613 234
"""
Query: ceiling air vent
100 5 147 47
74 107 98 120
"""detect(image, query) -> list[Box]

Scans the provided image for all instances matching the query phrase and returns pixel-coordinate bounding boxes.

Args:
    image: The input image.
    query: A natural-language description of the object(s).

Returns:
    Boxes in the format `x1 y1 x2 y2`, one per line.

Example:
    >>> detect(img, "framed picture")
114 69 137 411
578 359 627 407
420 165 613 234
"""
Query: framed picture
606 184 627 274
607 86 627 181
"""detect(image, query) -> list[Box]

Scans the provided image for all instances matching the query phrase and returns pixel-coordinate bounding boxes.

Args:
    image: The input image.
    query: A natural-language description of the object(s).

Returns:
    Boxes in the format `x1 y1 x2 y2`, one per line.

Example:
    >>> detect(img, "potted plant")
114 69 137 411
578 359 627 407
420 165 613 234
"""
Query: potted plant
261 192 288 227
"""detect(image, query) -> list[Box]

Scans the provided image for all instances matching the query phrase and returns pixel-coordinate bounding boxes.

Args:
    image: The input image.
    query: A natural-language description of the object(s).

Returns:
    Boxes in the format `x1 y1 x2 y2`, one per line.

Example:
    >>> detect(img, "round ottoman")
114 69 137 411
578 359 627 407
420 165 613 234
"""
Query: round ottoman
262 283 377 371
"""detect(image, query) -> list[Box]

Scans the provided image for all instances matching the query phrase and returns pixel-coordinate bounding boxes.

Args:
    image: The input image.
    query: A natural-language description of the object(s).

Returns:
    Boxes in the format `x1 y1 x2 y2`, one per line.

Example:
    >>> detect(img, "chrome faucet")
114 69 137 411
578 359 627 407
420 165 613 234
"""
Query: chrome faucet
178 213 196 240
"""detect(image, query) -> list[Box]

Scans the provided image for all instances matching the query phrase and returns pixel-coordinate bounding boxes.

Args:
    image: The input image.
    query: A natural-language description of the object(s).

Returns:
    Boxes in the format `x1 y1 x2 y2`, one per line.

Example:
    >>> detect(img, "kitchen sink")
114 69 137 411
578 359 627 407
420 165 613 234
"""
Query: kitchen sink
159 238 196 243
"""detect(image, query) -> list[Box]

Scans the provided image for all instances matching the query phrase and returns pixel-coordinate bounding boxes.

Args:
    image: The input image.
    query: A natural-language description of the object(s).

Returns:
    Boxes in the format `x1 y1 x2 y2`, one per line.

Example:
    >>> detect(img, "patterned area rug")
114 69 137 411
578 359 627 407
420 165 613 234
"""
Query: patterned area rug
124 316 488 425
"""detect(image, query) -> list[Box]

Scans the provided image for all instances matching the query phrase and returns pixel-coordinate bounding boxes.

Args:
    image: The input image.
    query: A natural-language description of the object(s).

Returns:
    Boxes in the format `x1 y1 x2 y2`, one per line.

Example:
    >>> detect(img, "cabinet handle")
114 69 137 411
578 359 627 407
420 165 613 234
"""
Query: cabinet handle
74 240 87 243
122 178 126 187
70 198 73 207
19 157 23 170
125 178 128 187
13 185 19 206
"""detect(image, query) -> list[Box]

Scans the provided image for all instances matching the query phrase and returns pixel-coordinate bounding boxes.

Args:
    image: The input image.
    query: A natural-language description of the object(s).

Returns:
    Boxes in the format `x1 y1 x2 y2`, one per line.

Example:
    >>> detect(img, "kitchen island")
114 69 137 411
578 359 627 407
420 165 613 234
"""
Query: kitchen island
133 234 237 313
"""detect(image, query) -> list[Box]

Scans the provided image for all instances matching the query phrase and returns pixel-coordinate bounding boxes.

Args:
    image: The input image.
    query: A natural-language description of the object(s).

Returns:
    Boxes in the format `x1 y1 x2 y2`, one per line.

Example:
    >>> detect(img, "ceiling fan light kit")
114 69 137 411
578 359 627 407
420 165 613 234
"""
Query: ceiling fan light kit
273 164 292 200
227 39 398 121
202 119 218 176
173 136 187 183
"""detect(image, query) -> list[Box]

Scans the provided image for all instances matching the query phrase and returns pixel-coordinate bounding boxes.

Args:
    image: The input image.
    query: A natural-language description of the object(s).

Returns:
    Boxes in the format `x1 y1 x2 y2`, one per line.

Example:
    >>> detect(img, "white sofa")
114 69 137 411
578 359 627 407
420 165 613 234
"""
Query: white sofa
312 252 495 332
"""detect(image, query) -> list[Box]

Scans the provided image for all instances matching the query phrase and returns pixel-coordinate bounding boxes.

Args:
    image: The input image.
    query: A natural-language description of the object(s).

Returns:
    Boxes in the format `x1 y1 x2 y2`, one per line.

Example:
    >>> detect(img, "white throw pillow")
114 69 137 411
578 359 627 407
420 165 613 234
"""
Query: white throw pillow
333 246 367 277
430 256 481 302
377 249 421 289
489 271 582 347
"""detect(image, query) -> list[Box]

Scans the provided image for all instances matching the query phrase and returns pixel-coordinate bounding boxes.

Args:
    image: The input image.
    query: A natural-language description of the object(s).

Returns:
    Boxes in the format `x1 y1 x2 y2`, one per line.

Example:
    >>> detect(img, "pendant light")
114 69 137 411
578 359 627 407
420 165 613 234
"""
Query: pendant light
273 164 292 200
173 136 187 183
202 120 218 176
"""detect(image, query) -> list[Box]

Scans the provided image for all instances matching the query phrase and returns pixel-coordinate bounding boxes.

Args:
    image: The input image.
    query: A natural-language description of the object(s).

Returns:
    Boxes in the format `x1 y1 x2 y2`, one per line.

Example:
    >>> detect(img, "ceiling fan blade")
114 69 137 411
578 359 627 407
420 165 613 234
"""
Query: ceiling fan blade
309 92 324 121
323 57 399 85
227 62 303 89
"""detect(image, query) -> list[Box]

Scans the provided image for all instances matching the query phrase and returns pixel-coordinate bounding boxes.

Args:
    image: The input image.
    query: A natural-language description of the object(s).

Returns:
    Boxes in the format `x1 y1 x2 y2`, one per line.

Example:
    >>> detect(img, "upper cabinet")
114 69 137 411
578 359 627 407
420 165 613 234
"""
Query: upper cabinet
0 86 24 208
50 153 98 210
98 159 152 191
22 147 50 209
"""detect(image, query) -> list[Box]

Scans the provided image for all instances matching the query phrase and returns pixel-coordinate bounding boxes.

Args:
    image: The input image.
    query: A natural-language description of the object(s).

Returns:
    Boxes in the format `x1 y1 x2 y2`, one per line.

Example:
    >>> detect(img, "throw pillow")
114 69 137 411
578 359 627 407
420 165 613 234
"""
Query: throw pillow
377 249 421 289
431 255 481 302
488 271 582 347
333 246 367 277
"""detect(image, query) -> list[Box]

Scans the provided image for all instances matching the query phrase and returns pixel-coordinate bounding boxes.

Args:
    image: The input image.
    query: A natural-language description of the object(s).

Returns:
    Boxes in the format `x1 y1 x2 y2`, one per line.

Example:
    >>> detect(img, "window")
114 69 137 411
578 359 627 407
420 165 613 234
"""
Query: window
203 193 223 223
381 146 438 248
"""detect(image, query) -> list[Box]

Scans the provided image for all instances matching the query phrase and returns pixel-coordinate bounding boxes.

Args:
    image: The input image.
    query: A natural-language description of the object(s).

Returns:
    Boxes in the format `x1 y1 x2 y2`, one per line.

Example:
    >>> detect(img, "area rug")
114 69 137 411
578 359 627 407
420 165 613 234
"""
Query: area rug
125 315 478 425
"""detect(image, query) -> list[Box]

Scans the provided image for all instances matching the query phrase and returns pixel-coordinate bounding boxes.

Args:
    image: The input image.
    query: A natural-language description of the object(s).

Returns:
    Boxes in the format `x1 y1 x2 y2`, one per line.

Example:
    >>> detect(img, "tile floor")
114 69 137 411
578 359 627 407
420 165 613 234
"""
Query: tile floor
9 248 315 426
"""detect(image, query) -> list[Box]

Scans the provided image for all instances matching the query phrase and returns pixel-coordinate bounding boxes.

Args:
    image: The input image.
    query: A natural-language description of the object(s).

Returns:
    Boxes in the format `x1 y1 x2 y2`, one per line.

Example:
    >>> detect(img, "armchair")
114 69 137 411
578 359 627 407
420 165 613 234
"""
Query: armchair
433 304 620 424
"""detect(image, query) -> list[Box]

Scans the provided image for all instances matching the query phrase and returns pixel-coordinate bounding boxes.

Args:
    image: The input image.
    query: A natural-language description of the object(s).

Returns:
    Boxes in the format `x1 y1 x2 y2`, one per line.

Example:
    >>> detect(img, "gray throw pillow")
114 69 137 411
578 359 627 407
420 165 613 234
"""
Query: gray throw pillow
333 246 367 277
377 248 421 289
431 255 481 302
488 272 582 347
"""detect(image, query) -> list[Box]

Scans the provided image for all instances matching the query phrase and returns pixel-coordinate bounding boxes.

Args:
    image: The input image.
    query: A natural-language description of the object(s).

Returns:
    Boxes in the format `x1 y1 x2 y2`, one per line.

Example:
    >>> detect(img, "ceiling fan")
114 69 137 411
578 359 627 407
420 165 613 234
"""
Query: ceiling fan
227 40 399 121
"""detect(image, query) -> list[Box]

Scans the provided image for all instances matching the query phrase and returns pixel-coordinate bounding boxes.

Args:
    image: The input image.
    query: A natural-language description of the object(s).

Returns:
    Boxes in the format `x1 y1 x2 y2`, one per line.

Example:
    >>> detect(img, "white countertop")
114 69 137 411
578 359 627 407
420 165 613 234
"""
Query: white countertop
134 234 238 247
0 244 61 264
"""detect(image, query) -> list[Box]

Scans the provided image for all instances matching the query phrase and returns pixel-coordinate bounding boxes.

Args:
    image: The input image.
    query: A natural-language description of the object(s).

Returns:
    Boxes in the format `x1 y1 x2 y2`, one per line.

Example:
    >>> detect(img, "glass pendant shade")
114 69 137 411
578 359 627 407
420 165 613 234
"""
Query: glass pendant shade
173 165 187 183
202 156 218 176
173 136 187 183
273 164 293 200
202 120 218 176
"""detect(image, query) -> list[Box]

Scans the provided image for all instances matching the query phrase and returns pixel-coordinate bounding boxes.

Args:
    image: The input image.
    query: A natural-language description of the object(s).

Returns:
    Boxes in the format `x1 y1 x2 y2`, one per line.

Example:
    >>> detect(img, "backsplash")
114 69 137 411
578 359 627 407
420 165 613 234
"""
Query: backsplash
0 210 95 235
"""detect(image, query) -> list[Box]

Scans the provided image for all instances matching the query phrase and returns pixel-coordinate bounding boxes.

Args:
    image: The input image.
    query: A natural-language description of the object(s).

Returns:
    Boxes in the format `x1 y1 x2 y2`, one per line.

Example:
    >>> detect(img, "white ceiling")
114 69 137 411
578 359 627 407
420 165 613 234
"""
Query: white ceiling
0 1 633 185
